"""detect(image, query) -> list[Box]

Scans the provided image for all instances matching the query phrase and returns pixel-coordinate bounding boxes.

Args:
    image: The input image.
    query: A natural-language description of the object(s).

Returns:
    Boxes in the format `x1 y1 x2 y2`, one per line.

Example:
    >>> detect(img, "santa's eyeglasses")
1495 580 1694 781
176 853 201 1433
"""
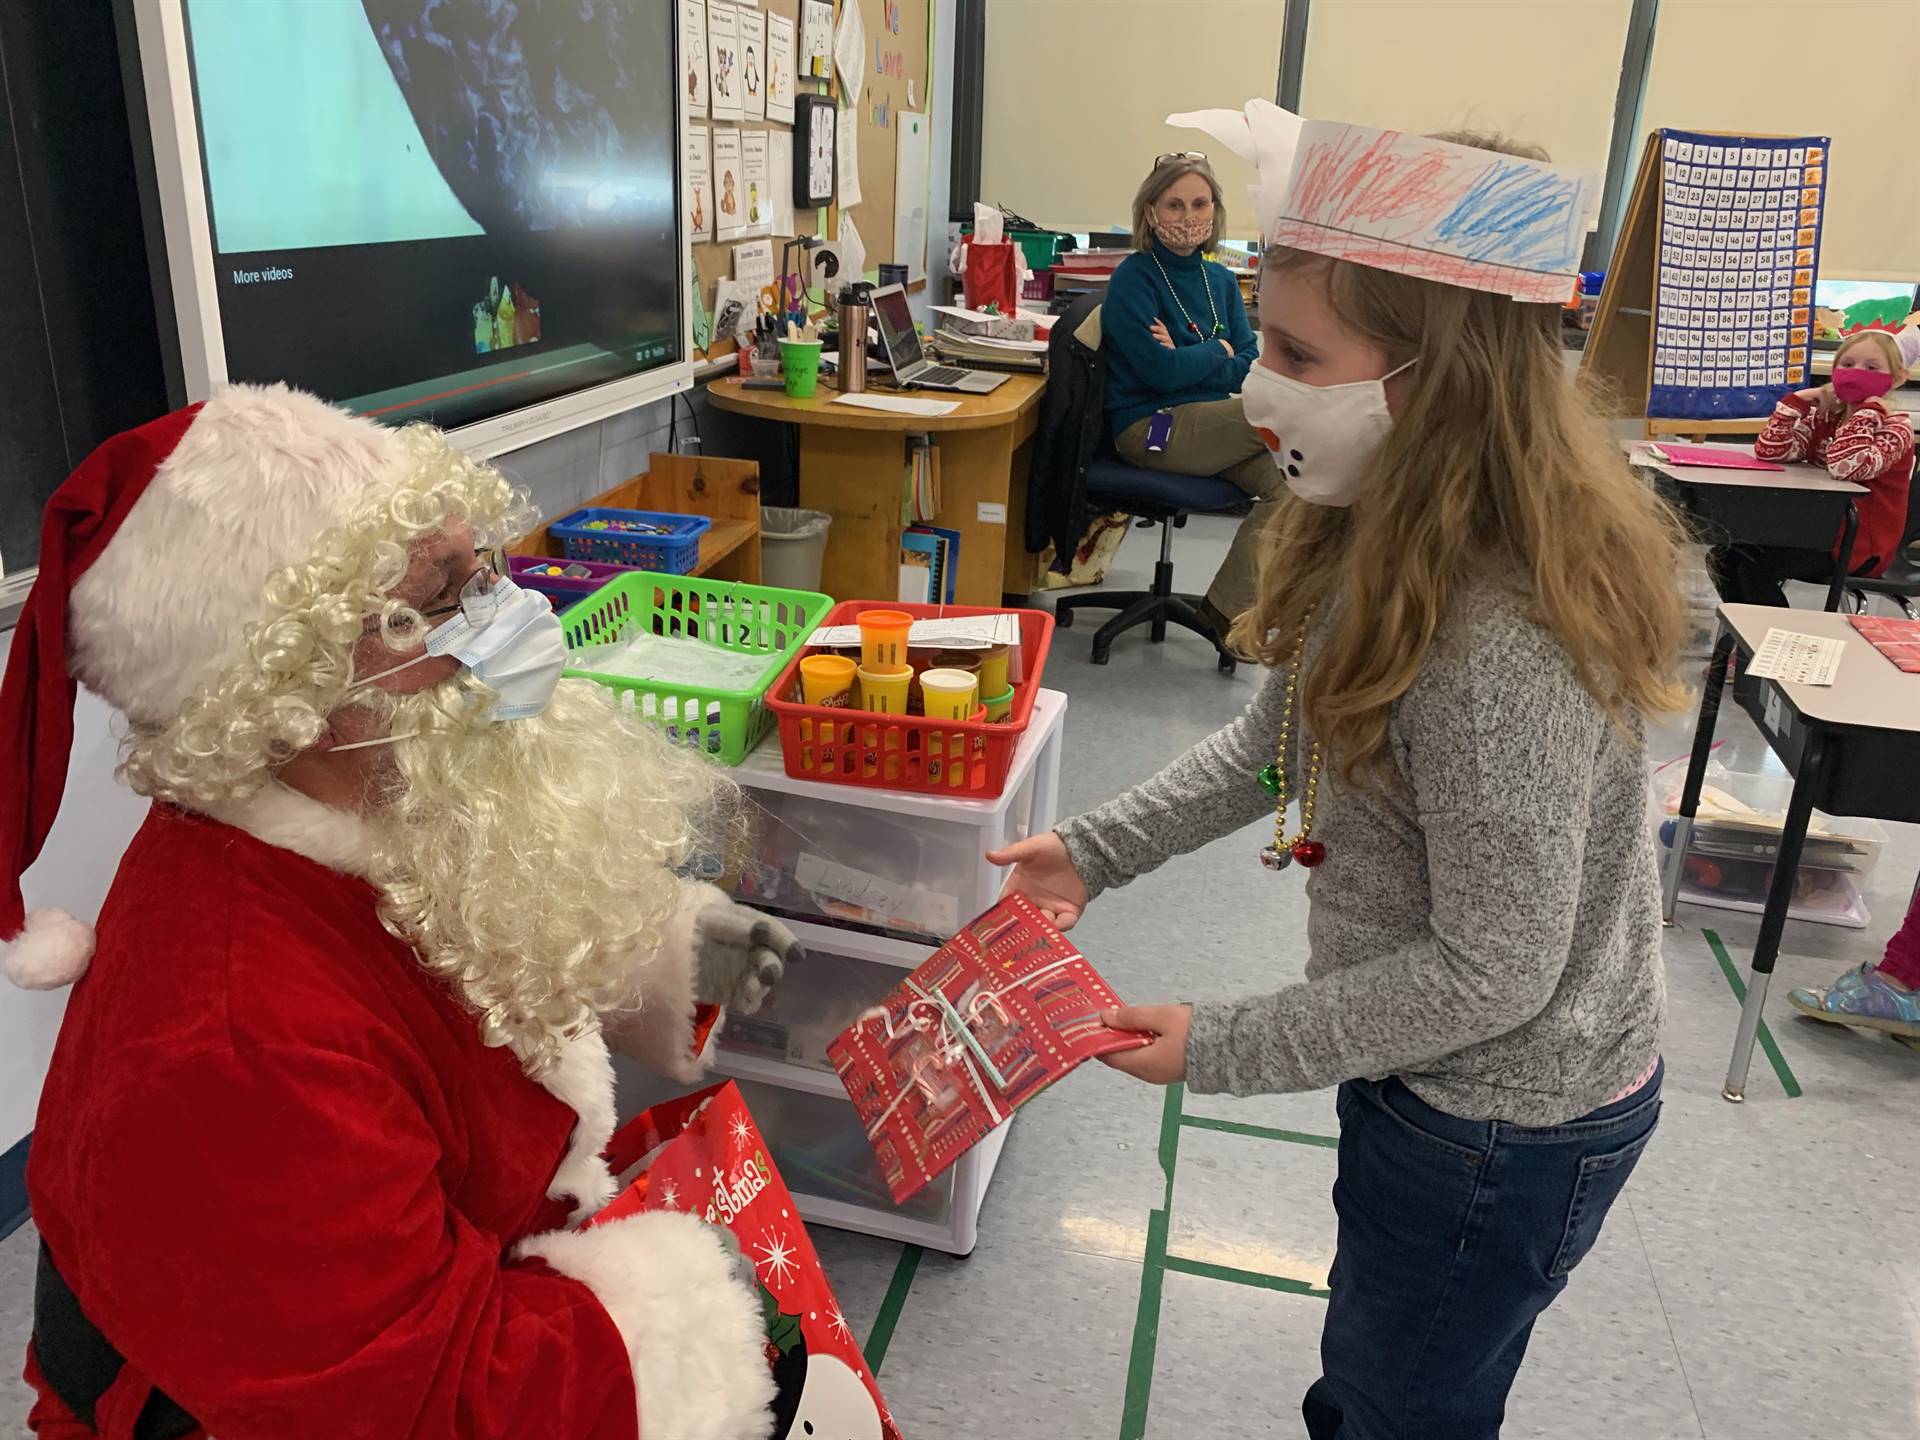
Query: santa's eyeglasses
419 548 509 626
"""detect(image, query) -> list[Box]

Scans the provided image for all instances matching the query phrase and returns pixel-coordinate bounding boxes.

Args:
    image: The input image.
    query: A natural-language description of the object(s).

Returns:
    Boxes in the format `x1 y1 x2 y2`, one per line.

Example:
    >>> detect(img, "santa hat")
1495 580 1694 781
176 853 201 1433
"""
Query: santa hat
3 384 408 989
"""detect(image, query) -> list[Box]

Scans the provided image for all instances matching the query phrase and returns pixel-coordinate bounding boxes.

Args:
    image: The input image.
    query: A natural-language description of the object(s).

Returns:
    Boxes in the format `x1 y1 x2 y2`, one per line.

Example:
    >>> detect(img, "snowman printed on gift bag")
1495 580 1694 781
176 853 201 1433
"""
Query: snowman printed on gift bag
761 1292 884 1440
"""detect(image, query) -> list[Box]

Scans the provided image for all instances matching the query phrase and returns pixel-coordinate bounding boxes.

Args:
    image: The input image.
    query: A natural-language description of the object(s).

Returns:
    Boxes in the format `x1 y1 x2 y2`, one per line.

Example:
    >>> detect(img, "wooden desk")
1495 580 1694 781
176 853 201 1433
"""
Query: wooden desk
1664 604 1920 1100
707 373 1047 606
1625 441 1866 610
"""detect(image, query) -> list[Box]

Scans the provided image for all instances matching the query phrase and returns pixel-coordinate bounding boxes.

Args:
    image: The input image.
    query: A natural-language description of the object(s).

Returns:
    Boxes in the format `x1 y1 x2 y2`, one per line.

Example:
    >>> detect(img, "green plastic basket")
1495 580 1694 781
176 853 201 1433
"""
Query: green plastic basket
560 571 832 765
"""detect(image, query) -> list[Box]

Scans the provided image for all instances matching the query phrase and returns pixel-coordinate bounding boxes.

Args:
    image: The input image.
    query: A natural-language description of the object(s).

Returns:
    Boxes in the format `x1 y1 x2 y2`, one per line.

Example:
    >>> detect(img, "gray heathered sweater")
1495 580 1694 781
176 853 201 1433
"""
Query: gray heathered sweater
1056 582 1666 1126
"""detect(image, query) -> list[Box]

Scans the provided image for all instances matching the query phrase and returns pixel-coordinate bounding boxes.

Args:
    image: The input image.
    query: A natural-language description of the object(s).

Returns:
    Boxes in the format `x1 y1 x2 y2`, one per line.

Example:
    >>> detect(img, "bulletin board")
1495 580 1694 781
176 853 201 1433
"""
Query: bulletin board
688 0 821 363
1582 127 1831 437
832 0 931 281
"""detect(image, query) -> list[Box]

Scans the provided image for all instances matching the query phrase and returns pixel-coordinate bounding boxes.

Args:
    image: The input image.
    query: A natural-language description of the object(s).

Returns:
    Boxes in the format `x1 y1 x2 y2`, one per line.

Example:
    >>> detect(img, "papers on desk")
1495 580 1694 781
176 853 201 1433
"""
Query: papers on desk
811 613 1022 652
1748 628 1846 687
832 392 960 417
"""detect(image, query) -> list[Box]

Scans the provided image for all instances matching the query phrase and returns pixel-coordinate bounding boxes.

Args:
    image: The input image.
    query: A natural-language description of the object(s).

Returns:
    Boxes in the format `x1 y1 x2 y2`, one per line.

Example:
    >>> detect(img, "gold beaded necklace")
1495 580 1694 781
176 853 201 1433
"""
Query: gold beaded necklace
1149 248 1226 339
1256 613 1326 871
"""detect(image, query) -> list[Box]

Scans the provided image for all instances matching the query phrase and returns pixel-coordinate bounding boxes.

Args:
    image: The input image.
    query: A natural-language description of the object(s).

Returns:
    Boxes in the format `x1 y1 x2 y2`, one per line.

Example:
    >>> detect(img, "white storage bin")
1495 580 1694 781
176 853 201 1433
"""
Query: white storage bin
730 691 1065 941
720 946 906 1075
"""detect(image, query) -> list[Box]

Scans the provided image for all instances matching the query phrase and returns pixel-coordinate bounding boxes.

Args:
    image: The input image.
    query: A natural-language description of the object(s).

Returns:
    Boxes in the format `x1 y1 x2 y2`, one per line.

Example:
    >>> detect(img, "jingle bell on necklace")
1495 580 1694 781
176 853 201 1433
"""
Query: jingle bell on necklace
1253 611 1327 873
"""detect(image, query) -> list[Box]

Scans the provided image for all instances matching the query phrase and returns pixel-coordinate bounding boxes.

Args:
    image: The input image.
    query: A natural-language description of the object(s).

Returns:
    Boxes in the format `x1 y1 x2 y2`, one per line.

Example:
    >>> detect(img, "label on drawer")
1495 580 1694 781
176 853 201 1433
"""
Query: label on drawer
795 852 959 934
976 501 1007 525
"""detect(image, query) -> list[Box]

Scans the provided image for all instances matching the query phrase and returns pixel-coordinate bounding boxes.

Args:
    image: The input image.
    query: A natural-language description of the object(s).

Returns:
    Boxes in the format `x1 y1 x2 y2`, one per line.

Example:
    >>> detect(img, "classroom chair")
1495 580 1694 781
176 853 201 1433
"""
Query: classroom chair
1848 467 1920 620
1036 293 1246 672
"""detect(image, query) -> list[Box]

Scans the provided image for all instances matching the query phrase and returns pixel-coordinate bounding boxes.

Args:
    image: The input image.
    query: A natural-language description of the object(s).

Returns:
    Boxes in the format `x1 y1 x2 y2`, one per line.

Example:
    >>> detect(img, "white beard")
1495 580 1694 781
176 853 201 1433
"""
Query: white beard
364 676 741 1074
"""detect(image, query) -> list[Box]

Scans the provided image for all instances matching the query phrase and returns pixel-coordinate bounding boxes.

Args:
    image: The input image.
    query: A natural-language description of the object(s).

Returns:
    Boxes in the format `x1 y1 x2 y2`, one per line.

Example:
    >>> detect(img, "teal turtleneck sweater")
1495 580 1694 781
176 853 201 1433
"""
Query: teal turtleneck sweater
1102 240 1258 436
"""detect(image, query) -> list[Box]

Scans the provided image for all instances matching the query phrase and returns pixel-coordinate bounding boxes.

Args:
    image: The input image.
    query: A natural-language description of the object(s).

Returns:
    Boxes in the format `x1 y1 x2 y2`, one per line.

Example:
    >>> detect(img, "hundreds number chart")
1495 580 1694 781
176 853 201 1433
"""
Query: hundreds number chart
1648 130 1830 423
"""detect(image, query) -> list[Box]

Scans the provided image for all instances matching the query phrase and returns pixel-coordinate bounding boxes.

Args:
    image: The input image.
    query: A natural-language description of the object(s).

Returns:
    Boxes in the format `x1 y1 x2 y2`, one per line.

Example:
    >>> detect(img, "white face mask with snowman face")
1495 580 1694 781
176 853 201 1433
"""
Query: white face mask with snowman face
1241 356 1420 507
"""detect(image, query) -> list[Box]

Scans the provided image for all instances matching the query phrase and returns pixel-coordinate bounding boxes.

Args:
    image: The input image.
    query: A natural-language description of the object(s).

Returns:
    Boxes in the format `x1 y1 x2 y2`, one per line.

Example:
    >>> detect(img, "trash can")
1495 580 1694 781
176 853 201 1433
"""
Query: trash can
760 507 832 593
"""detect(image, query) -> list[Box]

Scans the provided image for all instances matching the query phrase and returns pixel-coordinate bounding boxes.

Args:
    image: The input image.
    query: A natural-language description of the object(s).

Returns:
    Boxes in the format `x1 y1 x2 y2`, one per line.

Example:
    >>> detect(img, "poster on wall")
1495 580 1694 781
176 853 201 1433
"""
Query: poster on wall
739 5 767 122
707 1 743 123
685 126 713 243
766 12 796 124
768 131 795 235
1649 129 1831 421
681 0 709 117
837 117 862 209
742 129 771 239
894 112 930 285
800 0 833 80
714 127 745 241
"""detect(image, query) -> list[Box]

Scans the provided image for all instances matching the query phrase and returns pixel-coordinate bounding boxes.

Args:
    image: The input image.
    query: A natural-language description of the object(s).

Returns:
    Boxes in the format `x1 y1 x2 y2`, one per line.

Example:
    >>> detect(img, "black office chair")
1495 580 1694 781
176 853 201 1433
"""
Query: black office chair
1847 458 1920 619
1055 462 1248 670
1037 294 1248 672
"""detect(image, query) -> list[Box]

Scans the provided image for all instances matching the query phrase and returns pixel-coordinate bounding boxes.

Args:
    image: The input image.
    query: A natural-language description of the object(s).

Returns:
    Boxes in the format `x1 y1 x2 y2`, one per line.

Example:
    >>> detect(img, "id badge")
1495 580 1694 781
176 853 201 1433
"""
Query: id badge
1145 410 1174 453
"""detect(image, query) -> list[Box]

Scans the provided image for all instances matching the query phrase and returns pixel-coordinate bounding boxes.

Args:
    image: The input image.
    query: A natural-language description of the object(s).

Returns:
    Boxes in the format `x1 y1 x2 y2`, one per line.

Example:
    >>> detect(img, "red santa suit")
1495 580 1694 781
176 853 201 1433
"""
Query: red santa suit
2 388 775 1440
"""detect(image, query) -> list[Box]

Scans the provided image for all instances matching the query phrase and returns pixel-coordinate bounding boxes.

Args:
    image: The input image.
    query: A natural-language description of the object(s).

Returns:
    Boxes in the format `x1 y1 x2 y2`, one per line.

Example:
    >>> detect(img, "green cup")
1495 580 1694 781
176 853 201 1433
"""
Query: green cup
779 338 823 398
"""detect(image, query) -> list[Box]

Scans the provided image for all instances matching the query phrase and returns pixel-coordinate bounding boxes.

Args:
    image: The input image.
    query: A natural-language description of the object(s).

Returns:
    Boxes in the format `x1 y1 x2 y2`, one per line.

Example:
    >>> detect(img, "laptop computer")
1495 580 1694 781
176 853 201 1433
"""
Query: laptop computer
869 283 1008 394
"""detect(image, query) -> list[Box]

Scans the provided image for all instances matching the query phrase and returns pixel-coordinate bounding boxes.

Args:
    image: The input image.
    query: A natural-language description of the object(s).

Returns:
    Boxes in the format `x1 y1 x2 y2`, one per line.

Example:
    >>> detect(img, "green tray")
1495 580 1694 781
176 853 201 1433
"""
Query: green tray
561 571 832 765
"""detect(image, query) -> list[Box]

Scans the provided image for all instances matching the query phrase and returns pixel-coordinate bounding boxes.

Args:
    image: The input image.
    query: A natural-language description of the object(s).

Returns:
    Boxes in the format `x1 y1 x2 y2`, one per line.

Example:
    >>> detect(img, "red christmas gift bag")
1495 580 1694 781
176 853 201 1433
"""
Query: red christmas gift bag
593 1082 902 1440
828 895 1150 1204
957 237 1022 316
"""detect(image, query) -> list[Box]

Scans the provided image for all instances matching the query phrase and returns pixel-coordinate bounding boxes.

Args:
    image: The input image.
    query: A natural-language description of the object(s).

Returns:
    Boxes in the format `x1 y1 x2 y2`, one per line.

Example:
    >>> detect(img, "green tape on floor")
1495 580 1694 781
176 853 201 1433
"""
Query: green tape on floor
863 1243 923 1374
1703 929 1804 1099
1163 1252 1331 1300
1118 1206 1170 1440
1181 1113 1338 1149
1117 1083 1187 1440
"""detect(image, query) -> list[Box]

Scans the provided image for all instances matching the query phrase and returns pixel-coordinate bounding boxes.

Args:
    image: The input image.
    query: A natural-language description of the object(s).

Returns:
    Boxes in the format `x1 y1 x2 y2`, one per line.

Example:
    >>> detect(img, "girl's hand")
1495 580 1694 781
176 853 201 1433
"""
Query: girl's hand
1148 318 1176 350
1807 383 1843 419
988 833 1091 930
1098 1004 1190 1085
1217 338 1234 356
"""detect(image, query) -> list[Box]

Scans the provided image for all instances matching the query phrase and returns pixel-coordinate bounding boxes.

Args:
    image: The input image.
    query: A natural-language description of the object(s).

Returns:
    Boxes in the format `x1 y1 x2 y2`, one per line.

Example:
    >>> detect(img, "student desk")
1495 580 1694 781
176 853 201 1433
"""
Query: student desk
1663 604 1920 1101
1626 442 1866 611
707 374 1047 605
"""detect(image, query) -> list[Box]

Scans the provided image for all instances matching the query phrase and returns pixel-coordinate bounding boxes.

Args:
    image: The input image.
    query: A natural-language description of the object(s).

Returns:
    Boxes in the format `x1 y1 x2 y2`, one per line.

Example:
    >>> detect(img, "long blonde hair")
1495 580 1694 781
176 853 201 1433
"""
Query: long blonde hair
1230 136 1688 785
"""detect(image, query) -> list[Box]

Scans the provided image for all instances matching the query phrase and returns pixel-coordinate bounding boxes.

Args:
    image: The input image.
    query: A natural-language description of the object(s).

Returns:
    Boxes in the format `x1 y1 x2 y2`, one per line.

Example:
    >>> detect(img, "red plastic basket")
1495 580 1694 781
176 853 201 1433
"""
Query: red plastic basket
764 601 1054 797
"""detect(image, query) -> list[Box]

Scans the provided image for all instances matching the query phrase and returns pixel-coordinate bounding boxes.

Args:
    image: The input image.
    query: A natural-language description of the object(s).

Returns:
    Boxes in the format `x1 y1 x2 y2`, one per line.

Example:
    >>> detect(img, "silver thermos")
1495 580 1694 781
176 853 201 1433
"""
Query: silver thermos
838 289 870 393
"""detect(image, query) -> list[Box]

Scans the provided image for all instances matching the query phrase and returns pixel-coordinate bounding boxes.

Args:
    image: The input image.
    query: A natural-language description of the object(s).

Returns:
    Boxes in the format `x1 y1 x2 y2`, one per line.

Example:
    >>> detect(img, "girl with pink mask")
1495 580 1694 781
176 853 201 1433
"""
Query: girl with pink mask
1718 327 1915 605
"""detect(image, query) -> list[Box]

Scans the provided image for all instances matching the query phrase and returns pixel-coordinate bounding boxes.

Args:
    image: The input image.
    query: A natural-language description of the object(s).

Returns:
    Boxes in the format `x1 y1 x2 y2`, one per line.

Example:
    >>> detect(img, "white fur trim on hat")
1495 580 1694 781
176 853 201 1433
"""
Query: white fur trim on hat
3 907 95 990
69 383 406 726
517 1210 776 1440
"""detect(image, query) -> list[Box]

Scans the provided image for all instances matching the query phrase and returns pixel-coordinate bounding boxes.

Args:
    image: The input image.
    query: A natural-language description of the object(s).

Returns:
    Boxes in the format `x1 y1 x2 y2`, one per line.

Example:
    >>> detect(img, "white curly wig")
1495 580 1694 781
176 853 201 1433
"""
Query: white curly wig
115 425 534 810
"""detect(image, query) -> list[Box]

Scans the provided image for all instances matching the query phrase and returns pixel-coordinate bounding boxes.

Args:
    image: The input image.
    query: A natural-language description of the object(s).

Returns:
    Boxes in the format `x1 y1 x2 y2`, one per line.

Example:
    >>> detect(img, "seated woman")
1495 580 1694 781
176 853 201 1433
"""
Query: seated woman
1718 327 1916 606
1103 154 1264 637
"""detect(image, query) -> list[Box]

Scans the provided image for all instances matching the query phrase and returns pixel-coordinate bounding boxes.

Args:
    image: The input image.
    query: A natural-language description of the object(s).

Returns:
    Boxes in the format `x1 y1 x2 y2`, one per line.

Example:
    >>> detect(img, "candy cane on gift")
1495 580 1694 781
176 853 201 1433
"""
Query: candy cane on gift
853 956 1080 1142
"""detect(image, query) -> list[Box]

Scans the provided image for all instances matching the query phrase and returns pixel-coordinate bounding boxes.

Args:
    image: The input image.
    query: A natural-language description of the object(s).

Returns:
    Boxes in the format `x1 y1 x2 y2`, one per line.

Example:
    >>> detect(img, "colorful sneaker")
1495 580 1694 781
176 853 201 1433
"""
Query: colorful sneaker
1789 962 1920 1038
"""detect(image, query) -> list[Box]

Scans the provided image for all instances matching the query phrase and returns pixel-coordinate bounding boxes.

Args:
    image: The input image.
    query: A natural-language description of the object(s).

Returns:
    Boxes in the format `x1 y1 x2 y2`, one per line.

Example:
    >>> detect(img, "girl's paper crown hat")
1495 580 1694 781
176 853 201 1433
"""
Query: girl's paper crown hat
1167 100 1604 305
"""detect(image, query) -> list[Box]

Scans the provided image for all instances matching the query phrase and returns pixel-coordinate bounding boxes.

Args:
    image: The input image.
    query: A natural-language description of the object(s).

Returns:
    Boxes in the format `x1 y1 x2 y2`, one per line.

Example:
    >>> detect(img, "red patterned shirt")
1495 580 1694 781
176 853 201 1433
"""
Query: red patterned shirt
1754 393 1915 574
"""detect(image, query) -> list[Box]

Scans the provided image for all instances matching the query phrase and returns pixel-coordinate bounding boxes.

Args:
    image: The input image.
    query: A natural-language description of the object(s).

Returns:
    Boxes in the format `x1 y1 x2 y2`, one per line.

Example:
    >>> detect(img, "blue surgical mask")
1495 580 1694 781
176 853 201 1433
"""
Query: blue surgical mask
335 579 566 751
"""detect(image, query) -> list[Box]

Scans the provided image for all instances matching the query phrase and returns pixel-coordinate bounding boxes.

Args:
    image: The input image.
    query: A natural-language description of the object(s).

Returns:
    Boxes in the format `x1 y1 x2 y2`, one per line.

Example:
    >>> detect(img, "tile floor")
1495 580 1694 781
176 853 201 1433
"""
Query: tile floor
4 515 1918 1438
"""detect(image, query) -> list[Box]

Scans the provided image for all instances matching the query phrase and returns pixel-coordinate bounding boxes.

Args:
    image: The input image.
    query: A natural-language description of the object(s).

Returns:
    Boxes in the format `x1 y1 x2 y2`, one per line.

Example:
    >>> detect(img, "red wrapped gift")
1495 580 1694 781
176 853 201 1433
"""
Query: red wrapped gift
828 895 1150 1204
594 1082 902 1440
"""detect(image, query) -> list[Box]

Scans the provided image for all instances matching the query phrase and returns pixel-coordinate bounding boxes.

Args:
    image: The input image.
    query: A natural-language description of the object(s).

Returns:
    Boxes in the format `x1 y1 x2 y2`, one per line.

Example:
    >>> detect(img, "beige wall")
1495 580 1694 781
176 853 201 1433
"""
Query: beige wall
979 0 1286 236
1639 0 1920 277
1301 0 1633 174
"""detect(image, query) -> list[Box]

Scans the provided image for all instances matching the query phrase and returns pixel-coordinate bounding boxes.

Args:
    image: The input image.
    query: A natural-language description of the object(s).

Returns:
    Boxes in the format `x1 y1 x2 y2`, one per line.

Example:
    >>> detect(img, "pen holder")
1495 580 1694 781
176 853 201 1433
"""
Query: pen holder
779 338 822 398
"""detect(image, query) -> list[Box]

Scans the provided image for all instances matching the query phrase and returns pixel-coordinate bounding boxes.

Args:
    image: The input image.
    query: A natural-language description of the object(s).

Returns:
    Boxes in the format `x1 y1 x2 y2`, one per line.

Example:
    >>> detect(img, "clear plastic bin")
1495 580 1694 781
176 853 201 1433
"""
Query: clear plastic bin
732 753 1044 941
718 949 904 1073
729 1077 955 1224
1654 763 1886 877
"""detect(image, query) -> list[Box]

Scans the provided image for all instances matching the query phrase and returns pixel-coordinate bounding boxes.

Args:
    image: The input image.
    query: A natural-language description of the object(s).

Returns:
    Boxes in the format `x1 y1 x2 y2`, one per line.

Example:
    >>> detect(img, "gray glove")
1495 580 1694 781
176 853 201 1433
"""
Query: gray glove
693 896 804 1014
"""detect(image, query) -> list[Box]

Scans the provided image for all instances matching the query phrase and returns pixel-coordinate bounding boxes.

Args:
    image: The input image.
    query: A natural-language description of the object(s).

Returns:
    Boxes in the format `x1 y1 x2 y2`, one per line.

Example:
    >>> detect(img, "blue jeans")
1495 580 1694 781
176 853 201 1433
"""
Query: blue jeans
1303 1063 1663 1440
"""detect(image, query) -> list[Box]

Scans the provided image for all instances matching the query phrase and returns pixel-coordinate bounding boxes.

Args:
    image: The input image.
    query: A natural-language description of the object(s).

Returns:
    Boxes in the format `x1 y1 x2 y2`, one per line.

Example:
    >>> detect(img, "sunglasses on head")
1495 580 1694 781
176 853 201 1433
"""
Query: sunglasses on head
1155 151 1208 168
